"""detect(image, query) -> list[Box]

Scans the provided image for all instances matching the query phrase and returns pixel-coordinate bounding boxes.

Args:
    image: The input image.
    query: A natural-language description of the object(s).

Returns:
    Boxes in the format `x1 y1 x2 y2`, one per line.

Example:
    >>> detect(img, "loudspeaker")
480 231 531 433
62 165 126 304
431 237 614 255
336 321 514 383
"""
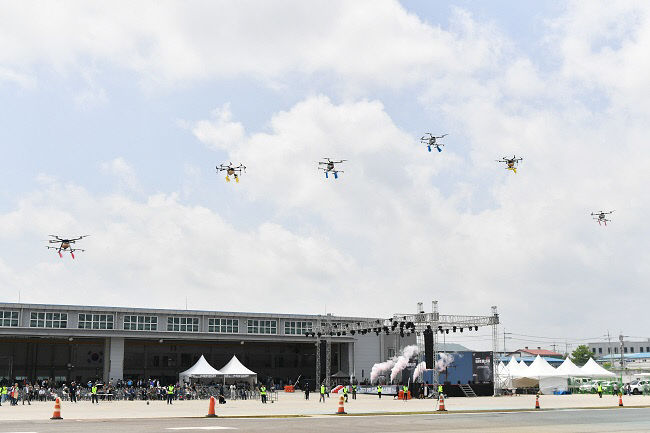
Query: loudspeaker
424 329 433 369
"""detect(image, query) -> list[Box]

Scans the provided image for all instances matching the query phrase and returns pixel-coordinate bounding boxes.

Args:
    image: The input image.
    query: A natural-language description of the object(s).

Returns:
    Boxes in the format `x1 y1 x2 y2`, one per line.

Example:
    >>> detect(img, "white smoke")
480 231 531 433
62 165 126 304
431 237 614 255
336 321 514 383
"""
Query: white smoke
412 361 427 382
370 358 396 384
436 353 455 372
390 345 419 383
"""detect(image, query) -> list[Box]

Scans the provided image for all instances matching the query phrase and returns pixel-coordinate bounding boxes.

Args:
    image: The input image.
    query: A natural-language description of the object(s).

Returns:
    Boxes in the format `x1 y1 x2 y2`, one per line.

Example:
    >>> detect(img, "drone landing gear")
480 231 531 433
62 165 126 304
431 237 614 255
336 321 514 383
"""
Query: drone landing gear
225 176 230 182
333 172 338 179
325 172 328 179
58 251 63 258
427 145 432 152
70 251 75 259
235 176 239 183
507 167 517 174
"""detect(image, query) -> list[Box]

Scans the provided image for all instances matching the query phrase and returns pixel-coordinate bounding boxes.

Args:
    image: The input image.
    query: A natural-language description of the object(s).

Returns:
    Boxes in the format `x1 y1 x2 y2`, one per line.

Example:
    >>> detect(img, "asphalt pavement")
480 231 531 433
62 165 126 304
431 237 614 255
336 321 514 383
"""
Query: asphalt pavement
1 407 649 433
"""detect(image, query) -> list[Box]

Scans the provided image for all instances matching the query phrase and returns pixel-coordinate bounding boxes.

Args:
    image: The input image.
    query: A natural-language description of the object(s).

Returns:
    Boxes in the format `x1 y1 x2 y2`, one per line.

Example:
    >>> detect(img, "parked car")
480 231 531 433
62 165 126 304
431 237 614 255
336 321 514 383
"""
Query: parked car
629 380 650 395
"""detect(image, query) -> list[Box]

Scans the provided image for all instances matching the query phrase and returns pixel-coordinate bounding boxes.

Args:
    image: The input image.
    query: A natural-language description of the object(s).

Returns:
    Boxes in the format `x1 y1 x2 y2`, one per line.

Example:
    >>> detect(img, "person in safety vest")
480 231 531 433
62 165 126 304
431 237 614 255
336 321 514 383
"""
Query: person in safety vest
0 385 7 405
343 385 348 402
597 383 603 398
437 384 444 397
377 384 382 399
260 385 267 404
91 383 99 404
403 384 409 401
352 384 357 400
166 384 175 404
319 384 325 403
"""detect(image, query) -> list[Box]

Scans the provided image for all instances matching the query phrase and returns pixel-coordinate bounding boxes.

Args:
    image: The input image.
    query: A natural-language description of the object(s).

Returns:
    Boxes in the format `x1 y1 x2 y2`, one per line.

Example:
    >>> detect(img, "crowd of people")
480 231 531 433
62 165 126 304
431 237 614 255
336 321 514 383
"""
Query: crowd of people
0 378 259 406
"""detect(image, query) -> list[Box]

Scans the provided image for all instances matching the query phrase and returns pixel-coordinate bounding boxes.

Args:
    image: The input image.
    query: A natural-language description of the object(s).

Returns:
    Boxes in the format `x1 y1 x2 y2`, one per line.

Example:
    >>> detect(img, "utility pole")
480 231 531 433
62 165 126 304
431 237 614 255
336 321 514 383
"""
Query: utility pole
619 334 625 382
503 329 506 354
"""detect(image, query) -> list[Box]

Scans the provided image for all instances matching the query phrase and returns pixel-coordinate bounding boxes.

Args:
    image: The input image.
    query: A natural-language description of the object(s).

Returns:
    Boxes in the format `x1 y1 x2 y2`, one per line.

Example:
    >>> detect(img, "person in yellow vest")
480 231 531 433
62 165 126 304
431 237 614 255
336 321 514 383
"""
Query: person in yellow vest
91 383 99 404
437 384 444 398
597 383 603 398
343 385 348 402
260 385 267 404
352 384 357 400
402 384 409 402
319 384 325 403
0 385 7 406
377 384 382 399
166 384 175 404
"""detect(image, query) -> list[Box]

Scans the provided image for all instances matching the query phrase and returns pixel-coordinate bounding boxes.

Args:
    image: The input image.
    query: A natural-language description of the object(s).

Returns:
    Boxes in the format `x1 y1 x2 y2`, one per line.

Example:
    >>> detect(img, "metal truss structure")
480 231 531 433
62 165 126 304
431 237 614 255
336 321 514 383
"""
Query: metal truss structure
309 301 500 395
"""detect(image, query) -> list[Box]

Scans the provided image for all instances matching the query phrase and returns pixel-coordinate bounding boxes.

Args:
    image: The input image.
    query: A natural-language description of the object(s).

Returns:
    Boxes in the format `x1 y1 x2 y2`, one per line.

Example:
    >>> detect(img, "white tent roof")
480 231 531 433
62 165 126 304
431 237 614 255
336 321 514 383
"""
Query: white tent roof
579 358 616 378
179 355 222 378
219 355 257 377
506 356 519 371
519 355 557 379
555 358 586 377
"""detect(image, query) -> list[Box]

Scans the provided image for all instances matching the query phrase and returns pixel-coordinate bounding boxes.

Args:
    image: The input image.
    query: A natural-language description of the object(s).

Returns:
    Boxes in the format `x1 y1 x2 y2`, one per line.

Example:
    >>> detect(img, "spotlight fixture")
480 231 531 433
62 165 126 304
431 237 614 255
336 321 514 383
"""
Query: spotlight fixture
445 329 449 334
460 328 463 333
475 326 479 331
453 326 457 332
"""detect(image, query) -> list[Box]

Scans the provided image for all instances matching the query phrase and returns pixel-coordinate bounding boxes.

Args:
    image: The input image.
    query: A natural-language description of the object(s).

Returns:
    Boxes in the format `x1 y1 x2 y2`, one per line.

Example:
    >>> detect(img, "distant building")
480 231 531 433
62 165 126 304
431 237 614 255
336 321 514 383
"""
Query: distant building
588 339 650 357
515 347 564 359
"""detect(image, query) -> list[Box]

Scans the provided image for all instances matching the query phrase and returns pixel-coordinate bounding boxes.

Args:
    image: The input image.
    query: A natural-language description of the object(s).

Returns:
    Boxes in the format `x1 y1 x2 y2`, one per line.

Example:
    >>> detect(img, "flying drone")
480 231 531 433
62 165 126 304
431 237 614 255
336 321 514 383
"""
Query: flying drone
46 235 88 259
421 133 448 152
216 162 246 183
591 210 614 226
318 158 346 179
496 156 523 174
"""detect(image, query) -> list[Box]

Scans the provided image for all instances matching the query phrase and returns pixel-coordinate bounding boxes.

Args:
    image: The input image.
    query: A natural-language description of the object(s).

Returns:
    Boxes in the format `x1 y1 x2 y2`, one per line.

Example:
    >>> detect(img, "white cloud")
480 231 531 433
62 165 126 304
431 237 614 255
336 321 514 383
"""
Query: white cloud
100 157 141 192
0 1 504 92
188 104 245 151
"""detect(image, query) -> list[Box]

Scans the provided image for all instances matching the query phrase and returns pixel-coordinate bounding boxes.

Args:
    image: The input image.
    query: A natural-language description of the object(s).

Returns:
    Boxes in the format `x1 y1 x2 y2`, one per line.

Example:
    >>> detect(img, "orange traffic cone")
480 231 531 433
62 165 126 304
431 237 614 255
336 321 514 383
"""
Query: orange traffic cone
619 394 623 407
437 393 446 411
535 395 540 410
206 396 217 417
50 397 63 420
336 395 346 414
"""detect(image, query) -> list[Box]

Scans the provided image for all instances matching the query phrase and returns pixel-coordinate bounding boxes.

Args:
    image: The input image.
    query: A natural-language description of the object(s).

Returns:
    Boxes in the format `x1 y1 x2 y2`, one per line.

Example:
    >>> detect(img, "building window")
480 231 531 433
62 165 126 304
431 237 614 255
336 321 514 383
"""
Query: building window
284 321 312 335
247 319 277 334
598 348 602 354
592 348 596 354
615 347 618 354
608 348 611 354
124 315 158 331
0 311 19 327
642 347 645 353
78 313 114 330
167 317 199 332
624 347 628 353
30 312 68 328
208 318 238 333
630 347 635 353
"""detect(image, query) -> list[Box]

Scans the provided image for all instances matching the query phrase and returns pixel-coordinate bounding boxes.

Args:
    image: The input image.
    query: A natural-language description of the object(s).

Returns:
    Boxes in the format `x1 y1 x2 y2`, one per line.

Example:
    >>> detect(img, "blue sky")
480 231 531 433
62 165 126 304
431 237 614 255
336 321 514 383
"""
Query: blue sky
1 1 649 351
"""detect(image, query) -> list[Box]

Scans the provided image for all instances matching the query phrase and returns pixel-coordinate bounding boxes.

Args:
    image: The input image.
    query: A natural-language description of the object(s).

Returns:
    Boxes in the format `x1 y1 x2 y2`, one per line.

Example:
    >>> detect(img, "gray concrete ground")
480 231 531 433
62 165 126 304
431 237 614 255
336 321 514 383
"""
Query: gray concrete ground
1 392 648 420
0 408 649 432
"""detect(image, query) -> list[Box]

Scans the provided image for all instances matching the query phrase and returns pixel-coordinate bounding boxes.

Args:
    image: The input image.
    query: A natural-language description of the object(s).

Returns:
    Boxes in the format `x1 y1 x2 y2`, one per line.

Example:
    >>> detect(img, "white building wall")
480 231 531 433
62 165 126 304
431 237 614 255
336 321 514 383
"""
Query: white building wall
107 337 125 382
353 333 382 383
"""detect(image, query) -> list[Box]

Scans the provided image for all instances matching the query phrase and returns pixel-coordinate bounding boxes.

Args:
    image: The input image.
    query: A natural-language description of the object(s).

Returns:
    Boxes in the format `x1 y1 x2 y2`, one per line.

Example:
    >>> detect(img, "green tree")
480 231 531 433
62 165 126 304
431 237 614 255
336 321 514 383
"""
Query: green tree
571 345 595 366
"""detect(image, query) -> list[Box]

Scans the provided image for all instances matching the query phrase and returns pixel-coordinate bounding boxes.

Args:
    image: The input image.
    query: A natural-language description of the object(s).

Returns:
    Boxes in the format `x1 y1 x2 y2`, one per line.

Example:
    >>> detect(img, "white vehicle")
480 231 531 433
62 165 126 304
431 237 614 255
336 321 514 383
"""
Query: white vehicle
629 380 650 395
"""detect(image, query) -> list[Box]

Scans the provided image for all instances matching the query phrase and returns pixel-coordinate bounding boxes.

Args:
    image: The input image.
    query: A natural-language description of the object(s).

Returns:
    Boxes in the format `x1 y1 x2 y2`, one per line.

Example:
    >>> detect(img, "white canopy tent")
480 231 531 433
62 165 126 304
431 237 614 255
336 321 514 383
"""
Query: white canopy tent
512 355 554 390
580 358 616 378
179 355 223 383
556 358 585 377
219 355 258 385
